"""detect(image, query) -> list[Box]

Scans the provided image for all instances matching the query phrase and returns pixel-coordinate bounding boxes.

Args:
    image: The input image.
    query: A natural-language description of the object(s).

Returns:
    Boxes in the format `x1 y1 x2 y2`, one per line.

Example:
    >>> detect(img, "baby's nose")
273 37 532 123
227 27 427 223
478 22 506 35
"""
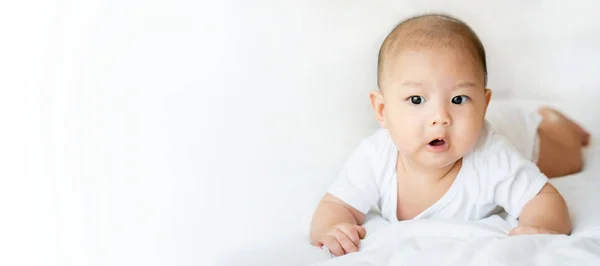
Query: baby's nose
431 111 451 126
432 120 450 126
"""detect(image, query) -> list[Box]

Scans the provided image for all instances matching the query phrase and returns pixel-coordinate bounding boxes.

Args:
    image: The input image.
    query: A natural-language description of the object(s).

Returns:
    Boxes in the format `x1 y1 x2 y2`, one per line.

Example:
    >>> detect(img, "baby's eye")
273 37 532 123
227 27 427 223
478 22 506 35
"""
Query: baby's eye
451 95 470 105
409 96 425 105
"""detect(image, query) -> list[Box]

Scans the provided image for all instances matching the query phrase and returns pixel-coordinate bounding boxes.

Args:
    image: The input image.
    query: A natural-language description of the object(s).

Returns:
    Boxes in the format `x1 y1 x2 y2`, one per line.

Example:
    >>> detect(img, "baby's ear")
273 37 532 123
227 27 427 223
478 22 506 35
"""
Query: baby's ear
369 90 387 128
484 88 492 106
483 88 492 117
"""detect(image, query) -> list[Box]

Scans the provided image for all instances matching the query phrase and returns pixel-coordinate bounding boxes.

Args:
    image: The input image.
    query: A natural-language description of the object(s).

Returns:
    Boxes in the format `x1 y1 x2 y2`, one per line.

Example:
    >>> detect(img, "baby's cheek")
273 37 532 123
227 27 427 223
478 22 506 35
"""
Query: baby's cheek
389 127 414 146
388 113 421 133
397 132 425 154
451 118 481 142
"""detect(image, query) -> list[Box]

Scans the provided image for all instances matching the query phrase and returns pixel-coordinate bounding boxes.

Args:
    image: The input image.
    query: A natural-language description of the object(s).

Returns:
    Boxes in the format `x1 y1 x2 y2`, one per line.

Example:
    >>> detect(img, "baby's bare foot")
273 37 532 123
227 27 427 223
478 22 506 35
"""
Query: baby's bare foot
538 106 590 146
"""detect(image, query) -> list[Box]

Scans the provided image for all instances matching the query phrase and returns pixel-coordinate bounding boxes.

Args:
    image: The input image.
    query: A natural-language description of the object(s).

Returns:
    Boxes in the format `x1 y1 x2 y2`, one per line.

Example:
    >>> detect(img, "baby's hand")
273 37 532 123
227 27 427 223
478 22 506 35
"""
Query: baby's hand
316 223 367 256
509 225 561 236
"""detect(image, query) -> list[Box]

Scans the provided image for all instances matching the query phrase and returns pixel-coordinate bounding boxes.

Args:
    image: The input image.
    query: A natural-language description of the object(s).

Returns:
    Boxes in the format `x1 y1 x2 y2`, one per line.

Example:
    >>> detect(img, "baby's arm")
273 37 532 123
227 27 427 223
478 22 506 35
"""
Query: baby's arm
511 183 572 235
482 131 572 236
309 193 366 256
310 135 381 255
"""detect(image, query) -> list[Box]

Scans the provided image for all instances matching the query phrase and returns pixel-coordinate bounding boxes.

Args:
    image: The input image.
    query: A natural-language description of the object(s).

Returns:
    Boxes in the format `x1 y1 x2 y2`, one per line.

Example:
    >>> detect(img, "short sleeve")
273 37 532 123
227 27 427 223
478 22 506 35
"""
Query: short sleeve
326 139 380 215
481 135 549 218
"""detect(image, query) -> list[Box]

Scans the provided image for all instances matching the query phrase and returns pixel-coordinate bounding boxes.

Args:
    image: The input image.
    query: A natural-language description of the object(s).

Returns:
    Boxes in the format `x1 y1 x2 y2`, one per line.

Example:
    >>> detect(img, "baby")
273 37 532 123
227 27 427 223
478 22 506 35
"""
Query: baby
309 14 590 257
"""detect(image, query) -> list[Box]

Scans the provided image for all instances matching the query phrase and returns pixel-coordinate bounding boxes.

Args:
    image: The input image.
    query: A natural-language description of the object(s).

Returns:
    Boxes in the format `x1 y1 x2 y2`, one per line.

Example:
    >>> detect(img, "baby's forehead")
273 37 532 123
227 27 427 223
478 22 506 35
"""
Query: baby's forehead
390 45 480 68
387 18 479 60
385 47 484 87
378 14 487 88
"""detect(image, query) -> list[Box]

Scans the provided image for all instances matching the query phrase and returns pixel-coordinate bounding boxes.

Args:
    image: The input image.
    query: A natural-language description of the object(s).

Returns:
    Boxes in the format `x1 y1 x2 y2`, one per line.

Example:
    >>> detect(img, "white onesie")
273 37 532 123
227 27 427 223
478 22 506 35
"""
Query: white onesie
326 121 549 222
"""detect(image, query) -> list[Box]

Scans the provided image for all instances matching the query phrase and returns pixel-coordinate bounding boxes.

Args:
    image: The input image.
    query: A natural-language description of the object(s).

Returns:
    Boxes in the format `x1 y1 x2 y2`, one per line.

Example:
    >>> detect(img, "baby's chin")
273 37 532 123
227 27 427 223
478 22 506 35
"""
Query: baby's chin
419 157 461 169
415 150 466 169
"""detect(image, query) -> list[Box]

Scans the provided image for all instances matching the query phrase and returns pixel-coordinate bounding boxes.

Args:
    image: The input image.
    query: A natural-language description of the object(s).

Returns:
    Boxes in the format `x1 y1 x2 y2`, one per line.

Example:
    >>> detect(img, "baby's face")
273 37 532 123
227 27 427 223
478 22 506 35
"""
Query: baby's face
376 47 490 169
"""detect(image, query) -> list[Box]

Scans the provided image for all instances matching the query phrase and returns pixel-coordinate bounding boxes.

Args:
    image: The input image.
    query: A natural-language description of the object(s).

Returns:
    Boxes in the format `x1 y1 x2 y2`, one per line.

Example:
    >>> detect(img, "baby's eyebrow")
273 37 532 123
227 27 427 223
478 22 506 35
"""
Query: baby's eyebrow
399 81 426 88
454 82 477 90
399 81 478 90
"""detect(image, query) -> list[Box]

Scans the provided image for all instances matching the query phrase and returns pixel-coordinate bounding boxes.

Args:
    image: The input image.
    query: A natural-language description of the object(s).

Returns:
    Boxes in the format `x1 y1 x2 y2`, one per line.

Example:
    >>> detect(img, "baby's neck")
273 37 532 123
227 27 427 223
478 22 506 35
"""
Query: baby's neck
396 154 461 185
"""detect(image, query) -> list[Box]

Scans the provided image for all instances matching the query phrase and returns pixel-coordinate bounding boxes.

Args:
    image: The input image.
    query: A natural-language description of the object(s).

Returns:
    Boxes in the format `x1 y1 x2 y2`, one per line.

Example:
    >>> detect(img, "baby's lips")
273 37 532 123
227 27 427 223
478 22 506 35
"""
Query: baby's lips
428 138 446 145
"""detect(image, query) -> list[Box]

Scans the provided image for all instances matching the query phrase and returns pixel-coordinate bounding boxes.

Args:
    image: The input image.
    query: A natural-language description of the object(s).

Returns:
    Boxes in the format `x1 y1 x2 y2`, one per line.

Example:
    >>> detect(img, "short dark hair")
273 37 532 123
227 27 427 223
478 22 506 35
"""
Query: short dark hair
377 13 487 89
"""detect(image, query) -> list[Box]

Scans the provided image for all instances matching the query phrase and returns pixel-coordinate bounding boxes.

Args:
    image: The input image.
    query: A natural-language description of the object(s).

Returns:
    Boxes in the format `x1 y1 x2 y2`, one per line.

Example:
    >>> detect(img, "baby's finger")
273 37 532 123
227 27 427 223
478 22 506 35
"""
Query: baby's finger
312 240 323 248
510 226 541 236
337 226 360 246
321 235 344 257
331 230 359 254
509 226 528 236
355 225 367 239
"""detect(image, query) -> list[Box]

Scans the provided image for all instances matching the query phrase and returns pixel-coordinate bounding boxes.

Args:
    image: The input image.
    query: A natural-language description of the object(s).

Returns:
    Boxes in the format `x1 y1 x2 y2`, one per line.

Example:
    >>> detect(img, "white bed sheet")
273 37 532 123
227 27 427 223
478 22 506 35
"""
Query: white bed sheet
219 99 600 266
313 217 600 266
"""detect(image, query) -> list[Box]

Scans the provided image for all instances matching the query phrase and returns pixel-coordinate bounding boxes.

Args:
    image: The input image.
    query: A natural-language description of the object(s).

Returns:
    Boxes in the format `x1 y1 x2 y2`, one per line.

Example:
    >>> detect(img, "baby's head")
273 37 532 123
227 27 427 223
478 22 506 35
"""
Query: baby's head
370 14 491 169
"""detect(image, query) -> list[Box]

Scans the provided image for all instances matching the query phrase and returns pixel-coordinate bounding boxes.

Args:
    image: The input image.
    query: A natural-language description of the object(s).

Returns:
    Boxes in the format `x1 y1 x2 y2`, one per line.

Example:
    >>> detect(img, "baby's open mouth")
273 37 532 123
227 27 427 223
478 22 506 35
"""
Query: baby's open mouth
429 139 446 146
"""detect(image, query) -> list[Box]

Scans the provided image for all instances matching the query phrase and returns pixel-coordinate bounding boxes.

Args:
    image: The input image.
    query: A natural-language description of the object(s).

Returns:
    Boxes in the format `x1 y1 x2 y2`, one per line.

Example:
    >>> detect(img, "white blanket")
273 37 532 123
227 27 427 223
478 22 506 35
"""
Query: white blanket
312 216 600 266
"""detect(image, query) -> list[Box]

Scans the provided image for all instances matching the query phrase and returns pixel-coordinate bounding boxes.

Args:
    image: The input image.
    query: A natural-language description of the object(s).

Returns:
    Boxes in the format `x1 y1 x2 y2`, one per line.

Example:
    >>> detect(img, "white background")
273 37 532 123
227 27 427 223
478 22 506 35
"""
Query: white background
2 1 600 265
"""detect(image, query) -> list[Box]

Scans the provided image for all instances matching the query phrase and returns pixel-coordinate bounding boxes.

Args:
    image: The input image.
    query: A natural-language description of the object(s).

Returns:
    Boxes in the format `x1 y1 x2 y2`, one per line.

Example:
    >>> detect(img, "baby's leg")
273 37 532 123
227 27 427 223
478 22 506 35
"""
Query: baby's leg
536 106 591 178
